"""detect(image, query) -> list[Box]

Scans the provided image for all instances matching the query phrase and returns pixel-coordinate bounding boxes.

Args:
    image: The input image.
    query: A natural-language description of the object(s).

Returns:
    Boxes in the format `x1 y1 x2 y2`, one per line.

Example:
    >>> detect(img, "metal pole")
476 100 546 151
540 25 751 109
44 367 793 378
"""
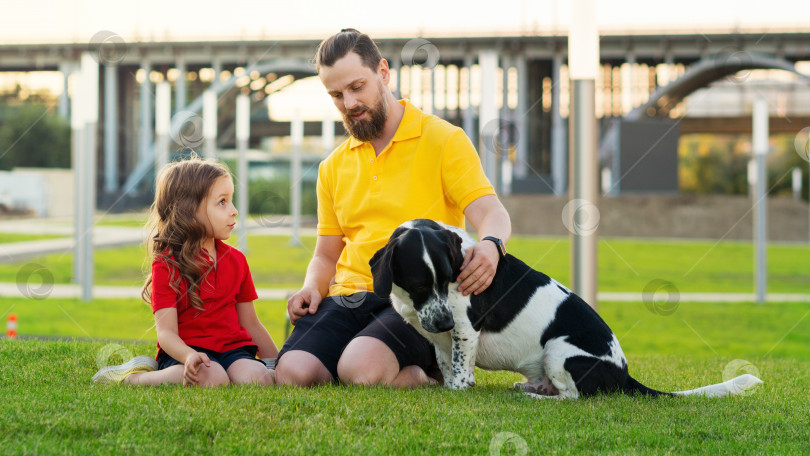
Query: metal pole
81 52 99 302
71 66 84 286
752 97 768 305
290 109 303 247
569 0 600 309
103 63 118 194
203 90 217 159
236 94 250 253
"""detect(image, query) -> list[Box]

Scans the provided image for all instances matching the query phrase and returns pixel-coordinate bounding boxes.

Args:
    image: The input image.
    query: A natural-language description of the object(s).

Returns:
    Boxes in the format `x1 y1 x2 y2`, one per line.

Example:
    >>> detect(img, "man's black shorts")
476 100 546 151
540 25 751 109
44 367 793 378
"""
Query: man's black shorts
277 292 435 381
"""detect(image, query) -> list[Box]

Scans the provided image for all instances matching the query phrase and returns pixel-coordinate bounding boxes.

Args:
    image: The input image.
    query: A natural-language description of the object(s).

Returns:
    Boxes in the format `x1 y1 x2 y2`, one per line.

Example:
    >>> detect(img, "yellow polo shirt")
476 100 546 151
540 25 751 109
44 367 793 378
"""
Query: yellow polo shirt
317 100 495 297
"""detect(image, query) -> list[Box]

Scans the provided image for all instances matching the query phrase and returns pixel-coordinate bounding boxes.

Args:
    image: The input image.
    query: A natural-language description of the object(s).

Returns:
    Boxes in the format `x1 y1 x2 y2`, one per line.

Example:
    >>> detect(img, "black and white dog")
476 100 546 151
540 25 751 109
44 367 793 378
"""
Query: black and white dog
370 219 763 399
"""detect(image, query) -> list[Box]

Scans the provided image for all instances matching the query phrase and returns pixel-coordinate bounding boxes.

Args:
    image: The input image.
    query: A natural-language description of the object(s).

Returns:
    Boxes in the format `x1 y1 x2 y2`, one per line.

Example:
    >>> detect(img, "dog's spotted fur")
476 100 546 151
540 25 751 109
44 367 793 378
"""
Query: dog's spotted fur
370 219 763 399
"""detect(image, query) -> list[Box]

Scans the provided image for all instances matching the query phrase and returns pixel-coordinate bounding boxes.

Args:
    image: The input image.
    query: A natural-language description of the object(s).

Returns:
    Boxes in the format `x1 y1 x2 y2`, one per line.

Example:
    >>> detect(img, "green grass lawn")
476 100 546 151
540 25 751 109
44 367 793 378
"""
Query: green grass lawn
0 233 62 244
1 235 809 293
1 299 808 454
2 237 809 455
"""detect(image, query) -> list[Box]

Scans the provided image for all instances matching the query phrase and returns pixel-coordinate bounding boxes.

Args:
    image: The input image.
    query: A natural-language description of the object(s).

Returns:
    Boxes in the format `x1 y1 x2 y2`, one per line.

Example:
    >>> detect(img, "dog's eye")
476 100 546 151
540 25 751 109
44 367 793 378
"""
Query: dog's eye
414 285 431 293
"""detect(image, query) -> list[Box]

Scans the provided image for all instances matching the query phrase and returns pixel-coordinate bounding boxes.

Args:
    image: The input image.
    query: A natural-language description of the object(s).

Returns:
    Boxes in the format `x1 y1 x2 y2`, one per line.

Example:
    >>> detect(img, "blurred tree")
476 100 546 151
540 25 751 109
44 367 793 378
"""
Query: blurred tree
768 134 809 201
679 133 808 201
0 103 70 170
680 134 748 195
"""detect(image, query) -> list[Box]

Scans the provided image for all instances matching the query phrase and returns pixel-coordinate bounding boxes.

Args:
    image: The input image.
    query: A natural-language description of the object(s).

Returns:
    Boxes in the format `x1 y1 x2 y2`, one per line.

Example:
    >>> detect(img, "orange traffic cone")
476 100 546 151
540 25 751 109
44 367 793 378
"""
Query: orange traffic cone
6 314 17 339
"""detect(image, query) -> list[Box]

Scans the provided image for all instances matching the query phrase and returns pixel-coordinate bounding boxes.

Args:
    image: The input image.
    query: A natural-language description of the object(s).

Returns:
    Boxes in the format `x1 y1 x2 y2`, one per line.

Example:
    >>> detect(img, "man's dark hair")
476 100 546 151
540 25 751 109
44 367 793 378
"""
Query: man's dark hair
315 28 382 73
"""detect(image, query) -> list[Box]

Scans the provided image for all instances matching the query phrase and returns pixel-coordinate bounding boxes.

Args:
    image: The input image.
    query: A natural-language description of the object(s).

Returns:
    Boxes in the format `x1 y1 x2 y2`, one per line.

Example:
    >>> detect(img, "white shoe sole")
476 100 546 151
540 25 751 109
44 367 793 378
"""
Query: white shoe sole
92 355 158 384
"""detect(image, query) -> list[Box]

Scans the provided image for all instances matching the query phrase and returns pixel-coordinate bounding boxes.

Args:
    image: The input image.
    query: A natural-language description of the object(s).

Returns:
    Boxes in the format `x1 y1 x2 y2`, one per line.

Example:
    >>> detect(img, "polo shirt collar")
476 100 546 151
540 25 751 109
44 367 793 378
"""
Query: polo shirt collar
348 100 421 149
201 239 227 264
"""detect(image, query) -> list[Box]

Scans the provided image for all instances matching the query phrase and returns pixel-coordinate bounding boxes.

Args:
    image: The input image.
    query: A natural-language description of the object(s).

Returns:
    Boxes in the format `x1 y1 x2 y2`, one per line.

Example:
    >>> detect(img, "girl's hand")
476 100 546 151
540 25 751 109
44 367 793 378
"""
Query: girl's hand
183 352 211 386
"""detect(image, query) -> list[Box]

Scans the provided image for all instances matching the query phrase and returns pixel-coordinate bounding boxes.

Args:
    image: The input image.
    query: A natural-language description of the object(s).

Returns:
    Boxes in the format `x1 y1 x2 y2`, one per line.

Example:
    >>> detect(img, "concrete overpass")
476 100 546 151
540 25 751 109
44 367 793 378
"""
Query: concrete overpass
1 30 809 206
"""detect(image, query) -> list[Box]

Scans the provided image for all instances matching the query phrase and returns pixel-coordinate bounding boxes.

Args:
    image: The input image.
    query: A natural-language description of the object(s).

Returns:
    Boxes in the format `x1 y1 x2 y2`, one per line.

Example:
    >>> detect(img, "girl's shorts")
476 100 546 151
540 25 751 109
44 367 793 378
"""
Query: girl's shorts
157 344 262 371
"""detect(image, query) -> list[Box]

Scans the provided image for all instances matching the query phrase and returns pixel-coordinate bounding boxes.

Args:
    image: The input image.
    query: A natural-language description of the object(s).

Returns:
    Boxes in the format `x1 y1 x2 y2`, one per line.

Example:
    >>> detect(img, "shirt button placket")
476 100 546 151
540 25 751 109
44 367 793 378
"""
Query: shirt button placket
370 152 381 193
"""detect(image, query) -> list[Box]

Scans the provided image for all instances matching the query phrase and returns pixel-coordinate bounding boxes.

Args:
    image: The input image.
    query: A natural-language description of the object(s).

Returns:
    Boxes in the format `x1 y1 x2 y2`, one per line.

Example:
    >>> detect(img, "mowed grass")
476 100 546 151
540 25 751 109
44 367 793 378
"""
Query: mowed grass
1 235 809 293
2 234 808 453
2 275 809 454
1 314 809 455
3 297 809 361
0 233 61 244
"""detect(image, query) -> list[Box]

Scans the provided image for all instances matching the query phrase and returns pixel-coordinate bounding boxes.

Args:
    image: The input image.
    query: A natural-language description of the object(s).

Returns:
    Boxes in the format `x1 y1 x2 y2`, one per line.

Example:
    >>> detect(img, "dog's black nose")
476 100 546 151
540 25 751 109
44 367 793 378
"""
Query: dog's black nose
435 315 455 332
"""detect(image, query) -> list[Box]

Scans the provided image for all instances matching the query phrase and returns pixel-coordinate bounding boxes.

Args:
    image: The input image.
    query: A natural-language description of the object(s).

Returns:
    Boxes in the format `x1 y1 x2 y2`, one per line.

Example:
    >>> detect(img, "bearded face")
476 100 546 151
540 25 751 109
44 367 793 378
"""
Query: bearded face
341 79 389 142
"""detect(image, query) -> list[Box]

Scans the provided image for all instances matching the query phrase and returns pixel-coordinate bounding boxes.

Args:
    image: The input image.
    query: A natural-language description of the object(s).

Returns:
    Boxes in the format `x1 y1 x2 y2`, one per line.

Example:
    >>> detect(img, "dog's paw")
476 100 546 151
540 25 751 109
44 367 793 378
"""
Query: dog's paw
446 380 470 390
445 375 475 390
462 373 475 387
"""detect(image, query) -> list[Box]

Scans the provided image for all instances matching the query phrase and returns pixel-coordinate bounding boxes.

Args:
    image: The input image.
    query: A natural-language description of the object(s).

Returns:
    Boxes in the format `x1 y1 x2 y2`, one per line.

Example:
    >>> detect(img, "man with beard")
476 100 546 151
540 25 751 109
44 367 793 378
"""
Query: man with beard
274 29 512 387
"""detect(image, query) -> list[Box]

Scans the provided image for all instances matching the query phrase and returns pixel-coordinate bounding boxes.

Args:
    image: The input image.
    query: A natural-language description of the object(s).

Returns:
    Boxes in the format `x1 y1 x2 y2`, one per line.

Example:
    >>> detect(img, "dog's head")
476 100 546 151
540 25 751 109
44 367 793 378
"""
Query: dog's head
369 219 465 333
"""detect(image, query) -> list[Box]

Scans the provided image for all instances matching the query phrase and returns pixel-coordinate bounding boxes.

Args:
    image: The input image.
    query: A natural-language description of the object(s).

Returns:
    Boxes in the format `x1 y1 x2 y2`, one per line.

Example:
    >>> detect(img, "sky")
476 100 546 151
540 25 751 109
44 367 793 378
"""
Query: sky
0 0 807 44
1 0 806 121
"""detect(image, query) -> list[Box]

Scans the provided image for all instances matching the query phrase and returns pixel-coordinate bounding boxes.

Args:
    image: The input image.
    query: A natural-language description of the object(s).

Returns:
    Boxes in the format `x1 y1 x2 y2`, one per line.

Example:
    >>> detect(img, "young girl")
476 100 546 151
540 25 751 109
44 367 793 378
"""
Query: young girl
93 156 278 387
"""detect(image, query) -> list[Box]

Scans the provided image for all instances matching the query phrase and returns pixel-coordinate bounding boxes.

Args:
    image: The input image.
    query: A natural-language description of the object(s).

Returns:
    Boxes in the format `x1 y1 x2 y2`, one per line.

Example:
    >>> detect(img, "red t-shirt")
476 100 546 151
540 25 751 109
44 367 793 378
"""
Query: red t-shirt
150 239 259 355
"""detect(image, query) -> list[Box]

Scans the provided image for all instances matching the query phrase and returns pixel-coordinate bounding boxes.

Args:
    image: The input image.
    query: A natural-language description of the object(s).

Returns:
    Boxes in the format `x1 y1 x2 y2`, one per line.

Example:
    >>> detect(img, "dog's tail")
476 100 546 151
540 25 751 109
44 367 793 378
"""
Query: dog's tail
623 374 763 398
622 377 674 397
671 374 763 398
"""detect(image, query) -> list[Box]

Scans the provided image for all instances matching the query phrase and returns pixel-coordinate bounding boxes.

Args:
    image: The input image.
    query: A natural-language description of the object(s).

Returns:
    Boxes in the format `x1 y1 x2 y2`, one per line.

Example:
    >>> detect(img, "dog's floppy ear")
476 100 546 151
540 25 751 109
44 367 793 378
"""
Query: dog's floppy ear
370 226 408 297
442 229 465 279
369 242 395 297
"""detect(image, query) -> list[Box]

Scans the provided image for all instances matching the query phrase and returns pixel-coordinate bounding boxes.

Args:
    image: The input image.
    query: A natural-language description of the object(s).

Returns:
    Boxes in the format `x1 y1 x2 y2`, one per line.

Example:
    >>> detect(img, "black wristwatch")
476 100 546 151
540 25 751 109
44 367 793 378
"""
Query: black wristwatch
482 236 506 261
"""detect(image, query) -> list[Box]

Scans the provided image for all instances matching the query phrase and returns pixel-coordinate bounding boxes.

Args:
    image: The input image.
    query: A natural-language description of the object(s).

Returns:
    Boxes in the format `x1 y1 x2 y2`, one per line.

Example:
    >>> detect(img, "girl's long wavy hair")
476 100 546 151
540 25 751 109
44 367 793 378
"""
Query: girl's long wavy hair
141 156 231 311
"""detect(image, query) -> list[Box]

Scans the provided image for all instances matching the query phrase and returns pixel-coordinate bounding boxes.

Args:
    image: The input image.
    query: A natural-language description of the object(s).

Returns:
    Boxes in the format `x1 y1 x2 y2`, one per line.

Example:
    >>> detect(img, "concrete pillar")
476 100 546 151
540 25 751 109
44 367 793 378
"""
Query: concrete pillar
212 59 222 84
103 63 118 193
515 54 529 179
203 89 217 159
393 57 402 99
175 56 187 112
139 60 153 164
58 62 71 118
462 54 475 142
500 56 512 195
322 118 335 154
479 50 498 187
622 53 636 115
551 50 567 195
429 66 436 115
155 82 171 172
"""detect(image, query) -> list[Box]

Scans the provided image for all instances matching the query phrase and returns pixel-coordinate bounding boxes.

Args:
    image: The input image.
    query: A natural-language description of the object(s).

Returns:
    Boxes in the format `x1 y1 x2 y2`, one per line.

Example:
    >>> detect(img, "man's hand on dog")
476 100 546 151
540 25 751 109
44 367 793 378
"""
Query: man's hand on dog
457 241 500 296
287 287 323 324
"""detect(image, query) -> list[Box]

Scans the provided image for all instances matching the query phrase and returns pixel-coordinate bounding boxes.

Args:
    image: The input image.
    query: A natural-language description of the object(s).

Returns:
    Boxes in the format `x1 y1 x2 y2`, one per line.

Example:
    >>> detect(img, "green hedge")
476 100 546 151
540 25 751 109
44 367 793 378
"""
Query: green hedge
242 178 317 216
